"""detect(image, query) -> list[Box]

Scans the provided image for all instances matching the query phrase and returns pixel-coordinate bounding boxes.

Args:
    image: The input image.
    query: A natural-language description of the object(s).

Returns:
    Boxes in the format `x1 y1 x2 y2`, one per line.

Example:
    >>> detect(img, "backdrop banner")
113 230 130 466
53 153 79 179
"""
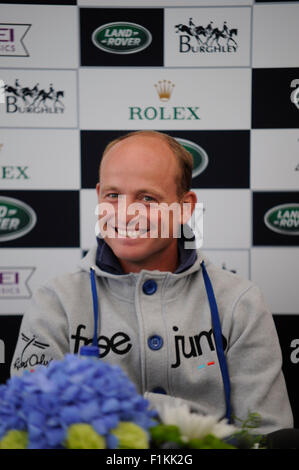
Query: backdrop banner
0 0 299 426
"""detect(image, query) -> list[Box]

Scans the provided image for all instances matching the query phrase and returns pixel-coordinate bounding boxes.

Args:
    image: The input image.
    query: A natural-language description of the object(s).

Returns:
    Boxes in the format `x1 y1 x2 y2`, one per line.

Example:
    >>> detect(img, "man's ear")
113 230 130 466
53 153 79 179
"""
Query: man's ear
96 182 100 198
180 191 198 224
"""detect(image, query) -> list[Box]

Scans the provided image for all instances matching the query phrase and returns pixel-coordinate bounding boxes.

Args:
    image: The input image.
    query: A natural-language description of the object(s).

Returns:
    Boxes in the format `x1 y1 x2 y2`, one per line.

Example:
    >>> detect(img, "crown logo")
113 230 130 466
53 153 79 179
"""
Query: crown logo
154 80 175 102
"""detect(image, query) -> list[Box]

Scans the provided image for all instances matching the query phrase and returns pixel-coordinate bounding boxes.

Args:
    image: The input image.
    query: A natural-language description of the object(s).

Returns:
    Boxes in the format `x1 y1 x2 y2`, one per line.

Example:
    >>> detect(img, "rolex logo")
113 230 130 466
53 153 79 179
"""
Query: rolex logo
129 79 200 121
154 80 175 102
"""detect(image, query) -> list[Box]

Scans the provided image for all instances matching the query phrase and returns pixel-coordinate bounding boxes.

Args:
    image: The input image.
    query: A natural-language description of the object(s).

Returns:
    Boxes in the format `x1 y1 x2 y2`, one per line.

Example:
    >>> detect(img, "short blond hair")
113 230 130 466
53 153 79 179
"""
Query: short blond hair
99 130 193 199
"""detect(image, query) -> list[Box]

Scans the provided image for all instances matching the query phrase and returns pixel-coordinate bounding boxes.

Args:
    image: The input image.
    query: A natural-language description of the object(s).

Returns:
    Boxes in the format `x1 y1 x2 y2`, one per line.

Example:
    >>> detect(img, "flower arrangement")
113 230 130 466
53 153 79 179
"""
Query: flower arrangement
150 402 237 449
0 354 256 449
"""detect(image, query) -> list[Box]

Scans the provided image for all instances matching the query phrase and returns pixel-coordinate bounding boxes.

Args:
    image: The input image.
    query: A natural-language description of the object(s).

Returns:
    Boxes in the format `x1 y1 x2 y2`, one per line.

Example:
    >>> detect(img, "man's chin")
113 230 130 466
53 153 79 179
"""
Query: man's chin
106 235 144 248
105 238 160 262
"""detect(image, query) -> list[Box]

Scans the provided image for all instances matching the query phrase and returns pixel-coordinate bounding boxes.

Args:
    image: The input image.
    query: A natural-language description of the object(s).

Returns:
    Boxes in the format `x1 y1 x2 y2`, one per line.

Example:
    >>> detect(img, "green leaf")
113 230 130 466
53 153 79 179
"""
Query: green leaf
188 435 236 449
150 424 184 447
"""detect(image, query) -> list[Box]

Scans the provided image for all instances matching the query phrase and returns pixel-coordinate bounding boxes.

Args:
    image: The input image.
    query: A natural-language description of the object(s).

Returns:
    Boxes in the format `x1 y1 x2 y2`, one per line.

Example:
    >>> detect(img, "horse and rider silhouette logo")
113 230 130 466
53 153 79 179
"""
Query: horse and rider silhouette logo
4 79 65 111
175 18 238 50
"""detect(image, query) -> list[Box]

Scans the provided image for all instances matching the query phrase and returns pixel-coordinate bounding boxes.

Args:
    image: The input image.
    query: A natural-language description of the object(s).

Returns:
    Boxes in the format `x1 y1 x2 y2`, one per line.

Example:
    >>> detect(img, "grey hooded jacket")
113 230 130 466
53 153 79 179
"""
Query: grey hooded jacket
10 244 293 434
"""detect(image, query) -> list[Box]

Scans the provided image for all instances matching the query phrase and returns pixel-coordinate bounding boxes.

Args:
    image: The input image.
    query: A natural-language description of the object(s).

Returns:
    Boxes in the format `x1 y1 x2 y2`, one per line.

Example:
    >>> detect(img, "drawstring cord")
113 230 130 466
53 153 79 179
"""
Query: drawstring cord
79 266 100 358
201 260 232 423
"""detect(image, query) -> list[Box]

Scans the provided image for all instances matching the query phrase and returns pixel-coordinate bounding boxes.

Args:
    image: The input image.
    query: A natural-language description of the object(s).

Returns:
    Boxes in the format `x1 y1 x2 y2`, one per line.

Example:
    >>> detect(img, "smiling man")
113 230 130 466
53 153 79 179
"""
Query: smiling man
10 130 293 435
95 131 197 273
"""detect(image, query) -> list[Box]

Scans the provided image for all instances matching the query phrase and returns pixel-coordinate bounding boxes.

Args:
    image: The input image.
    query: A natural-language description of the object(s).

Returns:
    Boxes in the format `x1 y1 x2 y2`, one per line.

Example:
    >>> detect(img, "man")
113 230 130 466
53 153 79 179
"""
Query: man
10 130 293 434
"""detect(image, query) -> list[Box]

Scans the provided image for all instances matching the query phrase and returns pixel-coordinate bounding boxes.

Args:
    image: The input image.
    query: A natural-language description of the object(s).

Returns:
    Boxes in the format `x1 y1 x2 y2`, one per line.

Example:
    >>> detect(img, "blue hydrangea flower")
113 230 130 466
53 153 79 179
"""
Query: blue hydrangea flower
0 355 158 449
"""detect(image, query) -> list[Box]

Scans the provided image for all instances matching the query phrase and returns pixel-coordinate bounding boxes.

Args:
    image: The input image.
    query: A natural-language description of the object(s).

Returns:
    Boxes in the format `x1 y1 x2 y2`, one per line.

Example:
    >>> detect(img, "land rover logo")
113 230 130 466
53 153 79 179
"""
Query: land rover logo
264 203 299 235
92 22 152 54
175 138 209 177
0 197 37 242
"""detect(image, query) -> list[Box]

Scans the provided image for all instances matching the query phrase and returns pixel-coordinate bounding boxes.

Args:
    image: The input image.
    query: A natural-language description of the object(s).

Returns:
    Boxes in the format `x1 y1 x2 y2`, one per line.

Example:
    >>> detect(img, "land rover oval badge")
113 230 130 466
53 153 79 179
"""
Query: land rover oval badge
264 203 299 235
0 196 37 242
175 137 209 178
92 22 152 55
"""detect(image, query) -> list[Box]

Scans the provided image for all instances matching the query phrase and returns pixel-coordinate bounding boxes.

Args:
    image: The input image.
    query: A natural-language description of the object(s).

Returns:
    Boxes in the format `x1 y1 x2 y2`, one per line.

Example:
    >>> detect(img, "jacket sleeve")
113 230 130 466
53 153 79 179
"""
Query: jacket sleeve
225 283 293 434
10 284 69 377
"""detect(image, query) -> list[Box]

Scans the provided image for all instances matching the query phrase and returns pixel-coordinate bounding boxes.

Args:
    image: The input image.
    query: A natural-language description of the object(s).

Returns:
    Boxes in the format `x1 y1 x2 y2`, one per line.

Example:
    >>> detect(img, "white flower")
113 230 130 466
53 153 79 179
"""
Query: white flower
157 402 236 442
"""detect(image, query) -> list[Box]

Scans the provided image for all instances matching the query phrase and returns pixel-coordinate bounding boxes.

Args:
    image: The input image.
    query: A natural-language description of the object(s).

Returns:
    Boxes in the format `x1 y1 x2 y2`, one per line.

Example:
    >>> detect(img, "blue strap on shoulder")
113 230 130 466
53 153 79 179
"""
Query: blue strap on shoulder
89 266 99 349
80 266 100 358
201 260 232 423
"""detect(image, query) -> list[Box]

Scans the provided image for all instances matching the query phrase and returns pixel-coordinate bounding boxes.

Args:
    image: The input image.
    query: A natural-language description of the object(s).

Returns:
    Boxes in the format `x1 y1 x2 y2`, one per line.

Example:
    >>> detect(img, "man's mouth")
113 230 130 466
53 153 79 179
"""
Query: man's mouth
114 227 149 238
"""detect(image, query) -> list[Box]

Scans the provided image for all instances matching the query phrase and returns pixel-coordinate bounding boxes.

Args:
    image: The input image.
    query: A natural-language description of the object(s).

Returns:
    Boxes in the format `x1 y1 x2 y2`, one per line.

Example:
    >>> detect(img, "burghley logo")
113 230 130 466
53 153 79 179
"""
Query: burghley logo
92 22 152 55
175 137 208 178
0 24 31 57
290 79 299 110
175 18 238 54
129 79 200 121
264 203 299 235
4 79 65 115
0 197 37 242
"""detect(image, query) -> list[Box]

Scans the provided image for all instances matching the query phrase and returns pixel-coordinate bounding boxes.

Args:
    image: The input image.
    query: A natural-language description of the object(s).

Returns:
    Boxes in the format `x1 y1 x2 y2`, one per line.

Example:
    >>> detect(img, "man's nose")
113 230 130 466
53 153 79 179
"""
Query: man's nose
116 196 147 229
115 195 135 226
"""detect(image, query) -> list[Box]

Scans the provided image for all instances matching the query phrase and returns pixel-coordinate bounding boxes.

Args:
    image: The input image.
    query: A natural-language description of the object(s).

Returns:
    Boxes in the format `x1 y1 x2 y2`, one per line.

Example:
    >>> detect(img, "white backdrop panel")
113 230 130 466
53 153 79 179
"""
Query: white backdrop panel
0 4 78 69
202 248 250 279
0 69 78 128
0 129 80 190
79 67 251 130
251 129 299 191
193 189 251 249
80 188 99 251
251 247 299 315
0 248 82 315
252 3 299 68
164 7 251 67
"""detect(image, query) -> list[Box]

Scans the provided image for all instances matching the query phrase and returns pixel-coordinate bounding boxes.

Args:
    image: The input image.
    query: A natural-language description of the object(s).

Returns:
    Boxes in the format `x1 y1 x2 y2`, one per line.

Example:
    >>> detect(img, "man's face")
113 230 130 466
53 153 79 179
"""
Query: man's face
96 135 193 271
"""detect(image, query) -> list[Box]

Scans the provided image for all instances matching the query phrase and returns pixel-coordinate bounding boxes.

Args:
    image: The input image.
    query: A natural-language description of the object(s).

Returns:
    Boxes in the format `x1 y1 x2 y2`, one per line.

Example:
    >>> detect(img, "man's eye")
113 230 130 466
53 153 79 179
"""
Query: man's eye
143 195 156 202
106 193 118 198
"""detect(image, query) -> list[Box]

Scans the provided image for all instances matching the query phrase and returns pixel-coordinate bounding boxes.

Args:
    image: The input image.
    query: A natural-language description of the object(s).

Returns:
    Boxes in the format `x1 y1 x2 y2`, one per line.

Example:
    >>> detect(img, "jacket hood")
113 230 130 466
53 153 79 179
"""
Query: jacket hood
78 244 205 280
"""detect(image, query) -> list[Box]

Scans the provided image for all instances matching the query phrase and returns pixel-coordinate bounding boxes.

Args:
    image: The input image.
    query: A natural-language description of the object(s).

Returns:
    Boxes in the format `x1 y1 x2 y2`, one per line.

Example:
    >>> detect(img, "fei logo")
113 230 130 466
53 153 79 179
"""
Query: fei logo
0 24 30 57
0 268 35 299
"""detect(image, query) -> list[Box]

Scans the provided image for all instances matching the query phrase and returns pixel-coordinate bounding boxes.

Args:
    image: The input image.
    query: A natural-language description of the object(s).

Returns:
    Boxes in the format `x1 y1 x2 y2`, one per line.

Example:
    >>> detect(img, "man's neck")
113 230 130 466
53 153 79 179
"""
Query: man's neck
118 242 179 274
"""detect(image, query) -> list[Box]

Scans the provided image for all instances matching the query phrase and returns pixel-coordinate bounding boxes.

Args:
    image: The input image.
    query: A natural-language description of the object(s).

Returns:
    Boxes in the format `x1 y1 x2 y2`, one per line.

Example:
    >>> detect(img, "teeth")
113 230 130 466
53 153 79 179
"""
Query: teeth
117 228 147 238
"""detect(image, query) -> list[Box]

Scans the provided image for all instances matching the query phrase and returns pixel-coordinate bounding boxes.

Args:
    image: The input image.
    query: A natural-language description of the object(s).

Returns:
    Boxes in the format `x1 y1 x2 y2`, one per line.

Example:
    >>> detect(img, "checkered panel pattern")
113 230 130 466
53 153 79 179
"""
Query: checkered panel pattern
0 0 299 424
